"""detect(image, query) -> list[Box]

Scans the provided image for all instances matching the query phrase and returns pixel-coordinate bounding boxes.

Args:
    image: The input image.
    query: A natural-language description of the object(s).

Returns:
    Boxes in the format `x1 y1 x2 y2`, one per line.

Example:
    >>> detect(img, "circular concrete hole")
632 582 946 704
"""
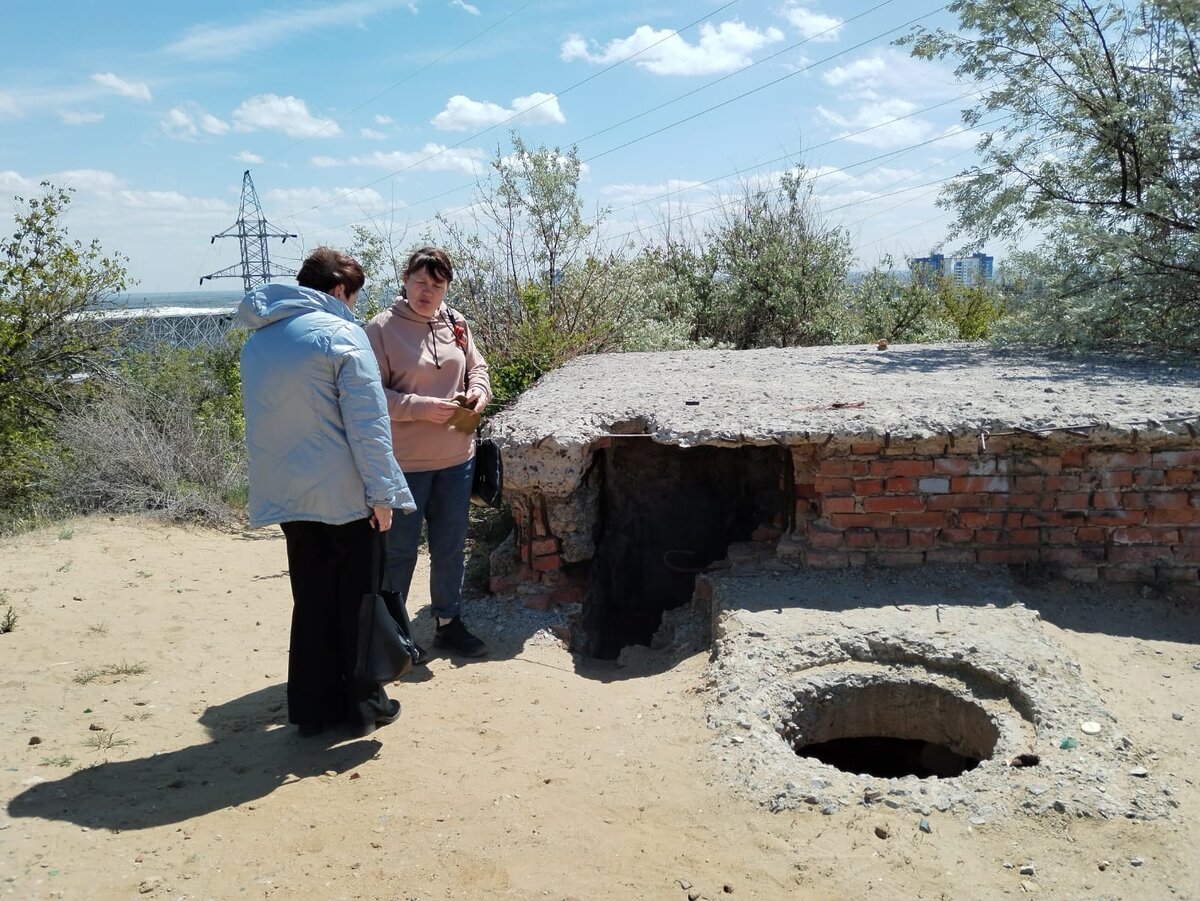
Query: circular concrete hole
783 680 999 779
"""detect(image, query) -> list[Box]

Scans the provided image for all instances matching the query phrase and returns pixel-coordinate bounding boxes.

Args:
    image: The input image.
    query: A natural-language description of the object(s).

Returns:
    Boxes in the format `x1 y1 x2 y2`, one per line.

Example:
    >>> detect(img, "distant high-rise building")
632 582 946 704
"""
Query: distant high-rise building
952 252 994 286
912 252 946 286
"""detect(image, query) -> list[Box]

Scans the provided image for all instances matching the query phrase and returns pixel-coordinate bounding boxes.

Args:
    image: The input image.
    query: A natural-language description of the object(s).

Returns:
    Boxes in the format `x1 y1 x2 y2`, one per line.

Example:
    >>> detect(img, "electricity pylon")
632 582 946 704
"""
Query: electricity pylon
200 170 298 292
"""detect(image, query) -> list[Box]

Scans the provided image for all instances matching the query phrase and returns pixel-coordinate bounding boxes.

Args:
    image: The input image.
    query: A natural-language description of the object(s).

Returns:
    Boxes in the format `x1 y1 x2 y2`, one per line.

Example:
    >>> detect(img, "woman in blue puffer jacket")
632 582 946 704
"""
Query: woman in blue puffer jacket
239 246 416 739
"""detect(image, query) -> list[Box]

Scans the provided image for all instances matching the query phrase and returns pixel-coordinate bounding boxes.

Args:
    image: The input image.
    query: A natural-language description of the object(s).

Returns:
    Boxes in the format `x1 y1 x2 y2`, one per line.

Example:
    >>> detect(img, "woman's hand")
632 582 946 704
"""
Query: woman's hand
412 396 460 424
370 505 393 531
465 386 488 413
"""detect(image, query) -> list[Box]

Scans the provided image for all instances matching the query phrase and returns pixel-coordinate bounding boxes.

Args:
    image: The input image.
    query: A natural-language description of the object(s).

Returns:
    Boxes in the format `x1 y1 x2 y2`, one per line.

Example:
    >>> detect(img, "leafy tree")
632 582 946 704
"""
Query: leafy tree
0 183 130 513
437 134 656 403
902 0 1200 350
348 221 408 320
661 171 854 349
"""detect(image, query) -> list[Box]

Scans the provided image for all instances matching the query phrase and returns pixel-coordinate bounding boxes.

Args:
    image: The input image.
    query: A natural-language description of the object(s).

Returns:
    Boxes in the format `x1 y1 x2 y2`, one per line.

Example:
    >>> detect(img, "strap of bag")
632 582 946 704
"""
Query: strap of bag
370 528 385 596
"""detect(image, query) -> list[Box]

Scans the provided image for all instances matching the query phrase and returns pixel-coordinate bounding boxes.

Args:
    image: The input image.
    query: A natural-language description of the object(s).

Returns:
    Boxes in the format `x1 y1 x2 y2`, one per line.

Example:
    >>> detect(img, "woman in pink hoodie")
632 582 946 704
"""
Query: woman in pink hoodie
364 247 492 657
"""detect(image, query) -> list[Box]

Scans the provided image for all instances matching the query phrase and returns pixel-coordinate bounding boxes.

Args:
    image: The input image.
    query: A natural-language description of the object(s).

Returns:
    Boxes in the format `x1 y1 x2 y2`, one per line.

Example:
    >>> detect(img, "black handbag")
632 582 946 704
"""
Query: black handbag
471 437 503 508
353 532 421 682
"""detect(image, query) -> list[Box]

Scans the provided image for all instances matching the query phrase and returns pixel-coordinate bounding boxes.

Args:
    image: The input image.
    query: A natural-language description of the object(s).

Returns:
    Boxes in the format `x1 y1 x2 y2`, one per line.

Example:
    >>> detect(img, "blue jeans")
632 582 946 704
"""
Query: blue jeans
384 457 474 620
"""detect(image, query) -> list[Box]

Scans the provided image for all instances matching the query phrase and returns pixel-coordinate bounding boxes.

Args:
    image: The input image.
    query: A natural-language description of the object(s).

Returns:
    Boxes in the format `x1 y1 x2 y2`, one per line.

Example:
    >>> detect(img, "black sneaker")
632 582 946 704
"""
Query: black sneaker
433 616 488 657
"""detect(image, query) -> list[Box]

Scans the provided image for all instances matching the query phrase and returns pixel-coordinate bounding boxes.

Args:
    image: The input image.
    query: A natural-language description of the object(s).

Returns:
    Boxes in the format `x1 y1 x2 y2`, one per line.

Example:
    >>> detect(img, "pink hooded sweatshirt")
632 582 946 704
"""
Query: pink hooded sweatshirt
364 299 492 473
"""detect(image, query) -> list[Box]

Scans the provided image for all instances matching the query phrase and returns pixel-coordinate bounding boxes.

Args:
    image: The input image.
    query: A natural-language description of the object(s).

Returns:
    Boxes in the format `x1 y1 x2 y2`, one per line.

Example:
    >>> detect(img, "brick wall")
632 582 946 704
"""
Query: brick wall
496 436 1200 605
787 437 1199 594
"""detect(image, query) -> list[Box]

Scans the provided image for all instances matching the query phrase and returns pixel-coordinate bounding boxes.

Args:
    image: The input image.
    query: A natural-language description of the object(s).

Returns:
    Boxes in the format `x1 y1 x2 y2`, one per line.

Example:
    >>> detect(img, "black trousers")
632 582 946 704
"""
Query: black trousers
279 518 390 730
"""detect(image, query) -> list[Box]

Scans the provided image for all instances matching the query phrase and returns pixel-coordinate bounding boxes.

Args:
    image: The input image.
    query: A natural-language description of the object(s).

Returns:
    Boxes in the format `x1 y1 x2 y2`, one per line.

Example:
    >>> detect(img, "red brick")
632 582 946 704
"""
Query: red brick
520 591 554 611
1099 470 1134 489
1044 475 1081 492
1042 547 1089 565
819 460 869 477
974 529 1003 544
1090 451 1153 469
1108 545 1172 564
1113 527 1180 545
795 482 817 499
978 548 1039 565
1007 528 1041 545
531 553 561 572
928 493 988 511
829 513 893 529
1091 490 1123 510
1165 468 1198 486
1012 475 1045 492
1061 448 1088 468
531 536 560 557
1056 493 1092 511
845 529 877 548
870 460 935 477
1148 507 1200 525
814 477 855 495
807 527 844 549
863 495 925 513
1152 450 1200 468
851 442 884 455
925 548 976 564
1044 528 1077 545
854 478 885 495
519 543 530 562
992 493 1039 511
961 511 1002 529
952 476 1013 493
940 528 974 543
1146 491 1189 509
907 530 937 547
1133 469 1165 488
1076 527 1107 543
1174 546 1200 562
968 459 1001 475
894 512 949 528
885 477 918 493
877 530 909 548
820 494 859 513
934 458 971 476
1024 456 1063 475
1089 511 1146 526
1183 528 1200 546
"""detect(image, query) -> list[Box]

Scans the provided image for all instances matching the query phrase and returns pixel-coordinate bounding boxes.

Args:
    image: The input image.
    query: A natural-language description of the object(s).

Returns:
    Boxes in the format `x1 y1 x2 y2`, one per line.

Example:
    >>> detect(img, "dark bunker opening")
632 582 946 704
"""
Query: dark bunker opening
577 440 788 659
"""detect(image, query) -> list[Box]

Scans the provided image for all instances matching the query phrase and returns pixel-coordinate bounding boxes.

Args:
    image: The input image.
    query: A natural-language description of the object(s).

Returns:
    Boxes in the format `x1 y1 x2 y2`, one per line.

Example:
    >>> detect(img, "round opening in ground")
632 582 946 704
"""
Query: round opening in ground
785 681 1000 779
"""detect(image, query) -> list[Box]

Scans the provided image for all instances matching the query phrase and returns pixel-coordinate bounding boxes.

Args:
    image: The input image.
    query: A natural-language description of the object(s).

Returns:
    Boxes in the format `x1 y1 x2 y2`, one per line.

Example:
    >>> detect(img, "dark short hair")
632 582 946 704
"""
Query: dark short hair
296 246 365 295
402 245 454 283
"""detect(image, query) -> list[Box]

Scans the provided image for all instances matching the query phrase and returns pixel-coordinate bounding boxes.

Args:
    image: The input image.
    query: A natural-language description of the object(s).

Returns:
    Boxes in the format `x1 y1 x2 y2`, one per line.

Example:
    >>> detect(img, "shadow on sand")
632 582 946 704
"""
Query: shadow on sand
7 684 381 831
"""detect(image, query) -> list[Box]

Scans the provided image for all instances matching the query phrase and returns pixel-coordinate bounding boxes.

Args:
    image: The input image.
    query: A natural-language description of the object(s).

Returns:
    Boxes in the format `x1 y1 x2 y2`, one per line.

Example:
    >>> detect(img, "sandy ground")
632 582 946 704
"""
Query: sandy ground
2 515 1198 900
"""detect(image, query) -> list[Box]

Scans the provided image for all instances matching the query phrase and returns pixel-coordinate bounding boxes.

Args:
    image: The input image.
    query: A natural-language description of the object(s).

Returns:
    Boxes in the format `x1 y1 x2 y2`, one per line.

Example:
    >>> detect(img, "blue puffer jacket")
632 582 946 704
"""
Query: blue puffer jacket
238 283 416 529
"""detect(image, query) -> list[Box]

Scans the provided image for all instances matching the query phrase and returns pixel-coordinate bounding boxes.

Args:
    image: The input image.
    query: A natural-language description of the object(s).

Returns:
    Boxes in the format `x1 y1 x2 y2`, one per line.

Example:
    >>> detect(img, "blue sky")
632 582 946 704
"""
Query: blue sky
0 1 983 292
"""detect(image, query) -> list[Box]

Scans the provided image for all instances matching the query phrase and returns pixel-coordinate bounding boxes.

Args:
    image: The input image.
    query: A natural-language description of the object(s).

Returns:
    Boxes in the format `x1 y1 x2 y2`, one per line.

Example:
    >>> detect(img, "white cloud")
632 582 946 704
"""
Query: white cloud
311 155 342 168
822 49 962 101
234 151 264 164
817 98 935 149
361 127 387 140
561 21 783 76
599 178 705 206
0 170 38 193
90 72 152 102
347 144 488 174
450 0 480 13
51 169 124 193
373 114 393 125
161 105 231 139
0 92 19 118
265 185 388 215
164 0 417 60
60 110 105 126
432 92 564 131
233 94 341 138
779 2 843 41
